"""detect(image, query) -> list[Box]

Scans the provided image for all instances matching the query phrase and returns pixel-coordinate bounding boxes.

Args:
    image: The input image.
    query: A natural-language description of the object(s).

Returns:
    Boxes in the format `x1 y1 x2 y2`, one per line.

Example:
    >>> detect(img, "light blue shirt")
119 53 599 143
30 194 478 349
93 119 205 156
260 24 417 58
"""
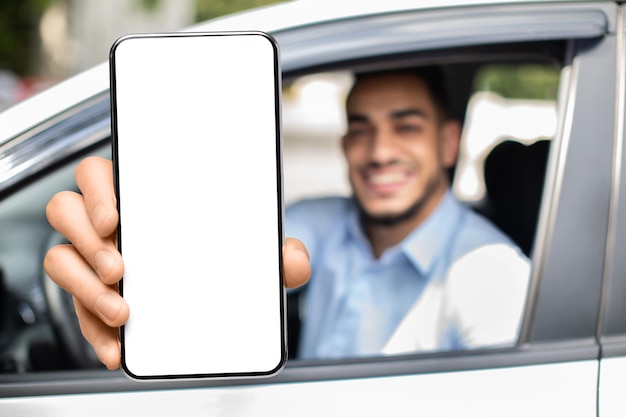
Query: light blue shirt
285 190 525 359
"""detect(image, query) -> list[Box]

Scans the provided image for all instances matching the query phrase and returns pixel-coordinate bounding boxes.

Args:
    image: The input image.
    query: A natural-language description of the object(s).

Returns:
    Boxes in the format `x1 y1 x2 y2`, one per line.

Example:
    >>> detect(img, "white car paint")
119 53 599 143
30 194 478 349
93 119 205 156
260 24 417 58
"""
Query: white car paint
0 360 598 416
599 357 626 417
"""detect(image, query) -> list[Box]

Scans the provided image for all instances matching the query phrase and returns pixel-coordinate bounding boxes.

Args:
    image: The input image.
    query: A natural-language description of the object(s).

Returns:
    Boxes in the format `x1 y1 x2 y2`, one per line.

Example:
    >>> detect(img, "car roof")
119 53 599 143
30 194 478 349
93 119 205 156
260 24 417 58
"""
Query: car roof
0 0 608 143
194 0 602 33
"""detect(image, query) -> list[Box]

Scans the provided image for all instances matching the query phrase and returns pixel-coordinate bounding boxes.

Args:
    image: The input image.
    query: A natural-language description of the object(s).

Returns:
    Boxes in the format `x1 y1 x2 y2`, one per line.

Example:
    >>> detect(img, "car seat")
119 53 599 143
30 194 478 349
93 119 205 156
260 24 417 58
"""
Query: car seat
477 139 550 256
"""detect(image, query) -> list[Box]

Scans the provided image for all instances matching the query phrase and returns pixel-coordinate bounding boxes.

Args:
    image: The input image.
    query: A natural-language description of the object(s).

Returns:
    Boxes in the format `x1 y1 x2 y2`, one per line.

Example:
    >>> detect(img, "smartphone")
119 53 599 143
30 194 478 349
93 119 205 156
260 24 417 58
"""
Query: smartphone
110 32 285 379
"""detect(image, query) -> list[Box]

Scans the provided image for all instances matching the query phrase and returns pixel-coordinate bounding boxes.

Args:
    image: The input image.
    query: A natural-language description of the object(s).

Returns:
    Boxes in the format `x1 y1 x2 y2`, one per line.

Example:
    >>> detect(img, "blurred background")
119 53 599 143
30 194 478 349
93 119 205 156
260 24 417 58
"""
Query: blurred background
0 0 285 110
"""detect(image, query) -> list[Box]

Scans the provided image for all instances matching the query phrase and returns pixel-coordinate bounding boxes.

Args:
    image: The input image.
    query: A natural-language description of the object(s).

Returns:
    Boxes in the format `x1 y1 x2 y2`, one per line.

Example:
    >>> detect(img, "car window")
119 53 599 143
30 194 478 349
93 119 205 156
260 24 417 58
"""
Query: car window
282 59 561 360
0 47 564 376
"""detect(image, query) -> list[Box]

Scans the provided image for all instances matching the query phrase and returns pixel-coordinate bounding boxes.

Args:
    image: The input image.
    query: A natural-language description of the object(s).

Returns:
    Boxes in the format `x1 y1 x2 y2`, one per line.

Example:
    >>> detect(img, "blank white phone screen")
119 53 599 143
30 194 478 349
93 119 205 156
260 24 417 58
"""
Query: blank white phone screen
111 32 284 379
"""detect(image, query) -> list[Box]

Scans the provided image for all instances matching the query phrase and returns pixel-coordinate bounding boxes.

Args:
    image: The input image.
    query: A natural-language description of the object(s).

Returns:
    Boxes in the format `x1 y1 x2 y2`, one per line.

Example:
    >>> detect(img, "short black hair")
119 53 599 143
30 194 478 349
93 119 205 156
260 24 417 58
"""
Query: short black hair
351 66 451 121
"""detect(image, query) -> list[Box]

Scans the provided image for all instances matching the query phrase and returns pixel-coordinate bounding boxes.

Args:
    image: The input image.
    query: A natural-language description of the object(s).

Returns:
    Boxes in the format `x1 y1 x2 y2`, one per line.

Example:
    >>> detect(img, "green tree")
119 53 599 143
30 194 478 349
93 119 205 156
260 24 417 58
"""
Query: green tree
0 0 55 75
195 0 286 21
474 64 561 100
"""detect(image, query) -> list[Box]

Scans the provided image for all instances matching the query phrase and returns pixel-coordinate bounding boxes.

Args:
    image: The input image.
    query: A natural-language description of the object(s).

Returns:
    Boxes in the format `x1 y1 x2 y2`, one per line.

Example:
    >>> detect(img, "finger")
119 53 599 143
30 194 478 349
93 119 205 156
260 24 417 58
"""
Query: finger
75 156 118 238
73 299 122 370
283 237 311 289
46 191 123 285
44 244 129 328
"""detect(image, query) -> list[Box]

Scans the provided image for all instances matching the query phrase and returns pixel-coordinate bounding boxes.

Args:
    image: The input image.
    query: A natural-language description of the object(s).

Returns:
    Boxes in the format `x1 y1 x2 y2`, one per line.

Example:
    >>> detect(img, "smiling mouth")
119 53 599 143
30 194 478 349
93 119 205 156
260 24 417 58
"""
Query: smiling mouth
367 171 408 186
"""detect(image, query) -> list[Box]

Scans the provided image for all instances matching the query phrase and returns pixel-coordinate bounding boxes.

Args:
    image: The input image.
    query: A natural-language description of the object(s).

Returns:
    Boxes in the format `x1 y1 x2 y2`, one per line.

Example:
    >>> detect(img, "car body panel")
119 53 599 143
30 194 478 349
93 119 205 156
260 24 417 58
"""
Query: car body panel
1 359 599 416
528 33 616 342
601 3 626 340
599 357 626 416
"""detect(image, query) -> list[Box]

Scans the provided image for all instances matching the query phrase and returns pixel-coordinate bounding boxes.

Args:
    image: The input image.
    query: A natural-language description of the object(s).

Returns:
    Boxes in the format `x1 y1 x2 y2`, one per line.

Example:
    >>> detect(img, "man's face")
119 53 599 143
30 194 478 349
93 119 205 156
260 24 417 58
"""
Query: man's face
342 73 459 225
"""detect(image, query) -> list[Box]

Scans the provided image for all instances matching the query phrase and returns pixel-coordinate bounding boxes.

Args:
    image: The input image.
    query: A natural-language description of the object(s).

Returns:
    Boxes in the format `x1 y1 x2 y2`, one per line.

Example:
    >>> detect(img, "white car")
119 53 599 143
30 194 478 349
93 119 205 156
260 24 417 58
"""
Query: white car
1 0 625 415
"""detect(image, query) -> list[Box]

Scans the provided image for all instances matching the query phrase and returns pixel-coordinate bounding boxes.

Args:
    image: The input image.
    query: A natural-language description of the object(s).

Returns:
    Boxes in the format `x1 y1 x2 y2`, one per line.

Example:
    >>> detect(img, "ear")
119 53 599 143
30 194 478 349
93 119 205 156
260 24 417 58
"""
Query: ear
440 120 461 168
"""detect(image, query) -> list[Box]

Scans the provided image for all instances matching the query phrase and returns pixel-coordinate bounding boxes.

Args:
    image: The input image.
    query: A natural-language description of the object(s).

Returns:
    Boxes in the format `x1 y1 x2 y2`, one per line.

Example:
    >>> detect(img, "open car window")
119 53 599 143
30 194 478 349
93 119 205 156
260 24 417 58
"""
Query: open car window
0 38 575 375
282 54 562 361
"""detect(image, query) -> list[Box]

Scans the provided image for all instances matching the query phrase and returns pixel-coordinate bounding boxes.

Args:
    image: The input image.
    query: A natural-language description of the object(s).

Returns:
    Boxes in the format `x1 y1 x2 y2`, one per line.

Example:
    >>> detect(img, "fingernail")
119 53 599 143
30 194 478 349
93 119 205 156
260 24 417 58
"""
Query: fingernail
94 343 109 366
295 244 310 260
95 341 120 370
92 204 108 232
95 250 115 277
96 293 122 322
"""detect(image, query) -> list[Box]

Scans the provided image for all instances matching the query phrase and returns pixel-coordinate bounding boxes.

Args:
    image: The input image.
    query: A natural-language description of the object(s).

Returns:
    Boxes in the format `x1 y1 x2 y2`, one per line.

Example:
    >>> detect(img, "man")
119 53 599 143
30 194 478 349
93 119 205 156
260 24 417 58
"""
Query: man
44 67 529 368
286 68 529 358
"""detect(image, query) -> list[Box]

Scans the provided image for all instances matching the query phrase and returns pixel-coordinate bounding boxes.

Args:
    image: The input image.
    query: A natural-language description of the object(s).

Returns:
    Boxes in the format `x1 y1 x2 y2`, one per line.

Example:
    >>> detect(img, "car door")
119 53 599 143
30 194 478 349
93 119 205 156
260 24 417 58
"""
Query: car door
0 2 618 416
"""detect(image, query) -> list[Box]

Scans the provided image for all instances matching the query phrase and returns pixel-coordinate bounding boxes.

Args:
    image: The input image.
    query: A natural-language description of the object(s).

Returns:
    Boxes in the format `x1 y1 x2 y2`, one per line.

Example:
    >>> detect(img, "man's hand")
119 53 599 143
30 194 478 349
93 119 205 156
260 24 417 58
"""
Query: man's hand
44 156 311 370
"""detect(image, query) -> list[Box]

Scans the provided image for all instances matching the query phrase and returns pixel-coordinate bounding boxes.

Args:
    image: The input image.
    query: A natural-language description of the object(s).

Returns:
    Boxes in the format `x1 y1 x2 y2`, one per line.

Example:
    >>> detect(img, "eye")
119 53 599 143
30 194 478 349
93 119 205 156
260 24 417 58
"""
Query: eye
346 125 372 140
396 124 421 135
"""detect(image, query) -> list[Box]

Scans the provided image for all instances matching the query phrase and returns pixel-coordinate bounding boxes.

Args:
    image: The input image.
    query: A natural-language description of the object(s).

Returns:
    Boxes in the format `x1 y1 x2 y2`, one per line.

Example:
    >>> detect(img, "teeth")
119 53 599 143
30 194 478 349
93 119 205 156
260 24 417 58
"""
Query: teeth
369 172 405 185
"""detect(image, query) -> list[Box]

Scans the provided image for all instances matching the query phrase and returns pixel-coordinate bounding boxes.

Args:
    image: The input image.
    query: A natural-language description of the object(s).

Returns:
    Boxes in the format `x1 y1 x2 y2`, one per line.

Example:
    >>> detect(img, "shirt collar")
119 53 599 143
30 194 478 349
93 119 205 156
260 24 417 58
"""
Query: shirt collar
345 199 373 256
401 190 464 275
345 190 464 273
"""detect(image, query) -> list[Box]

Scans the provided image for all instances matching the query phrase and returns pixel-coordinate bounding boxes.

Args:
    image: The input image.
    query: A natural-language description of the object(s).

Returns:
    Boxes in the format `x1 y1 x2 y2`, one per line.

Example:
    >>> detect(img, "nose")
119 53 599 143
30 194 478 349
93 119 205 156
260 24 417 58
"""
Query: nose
368 127 396 164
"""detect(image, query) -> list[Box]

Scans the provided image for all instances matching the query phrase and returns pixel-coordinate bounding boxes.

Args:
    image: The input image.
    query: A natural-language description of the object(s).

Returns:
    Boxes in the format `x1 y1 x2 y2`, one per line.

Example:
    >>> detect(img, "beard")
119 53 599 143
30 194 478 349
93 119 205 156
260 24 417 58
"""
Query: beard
355 170 444 227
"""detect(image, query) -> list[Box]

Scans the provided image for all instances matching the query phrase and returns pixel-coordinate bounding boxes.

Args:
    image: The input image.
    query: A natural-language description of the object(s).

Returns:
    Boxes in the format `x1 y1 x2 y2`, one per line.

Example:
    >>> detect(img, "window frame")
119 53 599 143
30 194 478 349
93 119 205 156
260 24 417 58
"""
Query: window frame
600 2 626 358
